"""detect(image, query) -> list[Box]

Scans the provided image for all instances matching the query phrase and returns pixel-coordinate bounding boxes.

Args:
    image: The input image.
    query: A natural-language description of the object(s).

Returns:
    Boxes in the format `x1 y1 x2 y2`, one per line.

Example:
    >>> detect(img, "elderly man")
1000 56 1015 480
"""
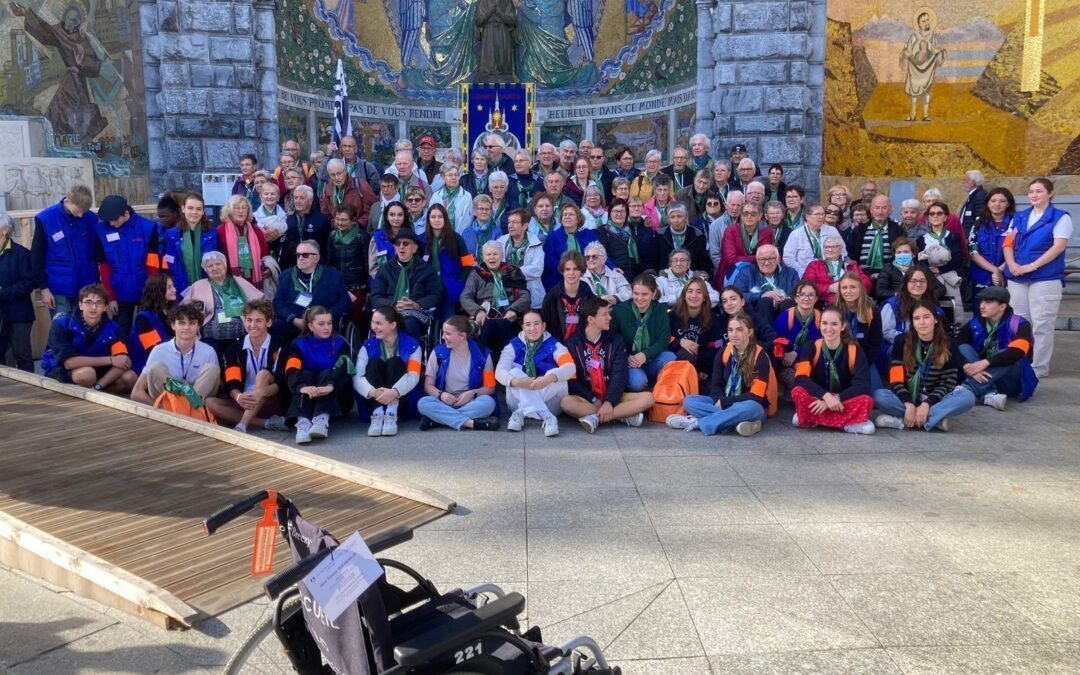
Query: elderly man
850 194 902 278
732 243 798 325
708 190 744 271
272 239 350 341
320 135 381 189
280 138 313 176
662 146 694 192
735 157 760 192
958 169 988 235
586 144 614 201
416 135 442 185
282 185 329 267
689 133 714 173
857 180 878 207
718 202 775 286
557 140 577 176
783 203 848 276
711 160 733 205
320 158 377 227
370 230 442 338
657 203 710 275
544 170 569 213
582 242 631 304
483 133 514 174
231 153 261 209
744 180 766 209
391 148 431 200
31 184 99 316
533 142 558 176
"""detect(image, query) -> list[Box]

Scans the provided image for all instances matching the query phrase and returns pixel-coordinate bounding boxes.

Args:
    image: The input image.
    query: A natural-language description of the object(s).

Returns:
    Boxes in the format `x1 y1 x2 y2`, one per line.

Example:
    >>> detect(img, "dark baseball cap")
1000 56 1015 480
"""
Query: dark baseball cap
391 229 422 246
731 144 748 153
97 195 129 222
977 286 1010 304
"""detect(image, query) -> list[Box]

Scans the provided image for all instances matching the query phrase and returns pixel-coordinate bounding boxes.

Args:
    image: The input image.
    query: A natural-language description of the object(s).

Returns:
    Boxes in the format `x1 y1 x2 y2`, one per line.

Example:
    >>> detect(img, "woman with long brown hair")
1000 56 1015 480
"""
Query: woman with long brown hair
669 277 724 383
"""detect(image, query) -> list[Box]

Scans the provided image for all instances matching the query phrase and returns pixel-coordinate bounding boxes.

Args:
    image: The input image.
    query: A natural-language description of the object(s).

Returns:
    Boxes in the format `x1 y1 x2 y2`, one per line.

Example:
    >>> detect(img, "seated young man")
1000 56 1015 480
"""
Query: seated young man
42 283 137 393
131 303 221 405
958 286 1038 409
205 299 290 432
562 296 654 433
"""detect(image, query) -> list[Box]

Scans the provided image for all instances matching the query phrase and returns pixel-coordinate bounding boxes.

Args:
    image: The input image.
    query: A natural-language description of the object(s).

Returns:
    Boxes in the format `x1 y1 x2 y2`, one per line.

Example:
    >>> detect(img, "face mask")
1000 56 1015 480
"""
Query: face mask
895 252 913 267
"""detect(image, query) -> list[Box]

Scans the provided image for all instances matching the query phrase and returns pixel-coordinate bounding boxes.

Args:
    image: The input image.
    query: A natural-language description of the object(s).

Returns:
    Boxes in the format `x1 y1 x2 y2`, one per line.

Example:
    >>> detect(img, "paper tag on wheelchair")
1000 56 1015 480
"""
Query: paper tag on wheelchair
304 531 385 622
250 494 278 576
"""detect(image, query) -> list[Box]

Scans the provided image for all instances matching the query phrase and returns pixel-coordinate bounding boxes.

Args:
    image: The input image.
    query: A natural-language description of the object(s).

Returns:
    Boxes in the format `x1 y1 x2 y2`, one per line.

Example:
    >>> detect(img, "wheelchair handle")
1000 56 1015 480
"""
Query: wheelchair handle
203 490 286 535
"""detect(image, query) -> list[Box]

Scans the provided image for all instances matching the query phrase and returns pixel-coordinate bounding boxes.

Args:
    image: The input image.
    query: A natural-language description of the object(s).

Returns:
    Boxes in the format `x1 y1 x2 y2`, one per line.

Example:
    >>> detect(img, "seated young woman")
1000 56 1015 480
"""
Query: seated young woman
417 316 500 431
612 273 675 392
665 310 772 437
669 277 725 384
873 299 975 432
881 265 943 356
283 305 354 444
205 299 289 433
791 306 875 435
562 296 654 433
495 309 576 437
128 272 176 374
833 272 884 390
772 280 822 391
353 305 423 438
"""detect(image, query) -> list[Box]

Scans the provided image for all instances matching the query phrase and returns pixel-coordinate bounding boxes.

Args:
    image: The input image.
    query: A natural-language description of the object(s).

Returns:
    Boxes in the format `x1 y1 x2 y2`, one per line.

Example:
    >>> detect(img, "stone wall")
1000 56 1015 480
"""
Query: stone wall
696 0 825 198
140 0 279 195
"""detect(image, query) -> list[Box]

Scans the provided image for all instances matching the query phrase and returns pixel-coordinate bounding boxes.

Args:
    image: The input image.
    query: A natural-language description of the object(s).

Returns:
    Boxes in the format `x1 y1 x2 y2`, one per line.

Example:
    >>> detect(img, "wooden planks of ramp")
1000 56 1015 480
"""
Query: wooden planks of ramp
0 367 454 630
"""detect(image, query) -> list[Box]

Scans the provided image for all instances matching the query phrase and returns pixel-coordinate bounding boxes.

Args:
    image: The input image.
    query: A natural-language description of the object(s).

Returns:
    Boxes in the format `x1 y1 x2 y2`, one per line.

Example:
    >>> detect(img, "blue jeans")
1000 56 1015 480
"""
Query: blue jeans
683 395 766 436
958 344 1020 398
872 387 975 430
868 366 883 392
626 351 676 392
417 394 496 430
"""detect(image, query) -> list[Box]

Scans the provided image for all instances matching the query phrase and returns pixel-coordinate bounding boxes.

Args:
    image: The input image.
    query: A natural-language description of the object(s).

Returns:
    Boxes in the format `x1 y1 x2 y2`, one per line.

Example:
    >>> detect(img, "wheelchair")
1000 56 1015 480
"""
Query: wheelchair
204 491 620 675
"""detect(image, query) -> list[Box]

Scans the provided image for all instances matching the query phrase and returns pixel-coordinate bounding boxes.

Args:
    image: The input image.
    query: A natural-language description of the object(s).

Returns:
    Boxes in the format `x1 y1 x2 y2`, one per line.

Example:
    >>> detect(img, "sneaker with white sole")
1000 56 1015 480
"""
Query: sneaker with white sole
665 414 698 431
622 412 645 427
936 418 951 432
579 414 598 434
507 409 525 432
843 420 876 435
791 413 800 427
983 393 1007 411
295 419 312 444
542 416 559 437
368 415 385 437
735 420 761 437
264 415 289 431
310 414 329 439
382 415 398 436
875 414 904 430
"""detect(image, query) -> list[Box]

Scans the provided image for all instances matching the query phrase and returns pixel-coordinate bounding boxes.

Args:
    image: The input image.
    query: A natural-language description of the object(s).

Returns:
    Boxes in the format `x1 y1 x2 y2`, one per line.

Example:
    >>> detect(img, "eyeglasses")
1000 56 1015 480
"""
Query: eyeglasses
584 254 602 260
757 256 779 262
706 201 721 206
928 210 946 216
909 278 928 285
80 299 105 307
406 196 424 203
590 154 604 160
825 209 841 216
296 252 318 258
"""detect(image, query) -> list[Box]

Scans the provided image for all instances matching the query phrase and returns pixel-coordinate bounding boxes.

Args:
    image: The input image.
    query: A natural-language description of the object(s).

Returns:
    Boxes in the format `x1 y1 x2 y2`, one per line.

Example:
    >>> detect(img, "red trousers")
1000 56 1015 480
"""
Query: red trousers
791 387 873 429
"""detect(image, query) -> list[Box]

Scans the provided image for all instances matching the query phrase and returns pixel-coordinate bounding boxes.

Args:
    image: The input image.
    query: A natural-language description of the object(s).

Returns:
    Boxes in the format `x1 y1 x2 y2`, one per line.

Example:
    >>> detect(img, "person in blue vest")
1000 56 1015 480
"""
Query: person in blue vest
957 286 1038 410
283 305 354 444
162 192 218 295
542 203 598 289
272 239 351 343
353 306 423 437
495 308 576 437
31 184 98 317
1003 178 1072 378
772 280 822 391
416 315 500 431
127 272 175 374
93 196 161 336
41 283 136 393
967 187 1014 299
0 212 40 371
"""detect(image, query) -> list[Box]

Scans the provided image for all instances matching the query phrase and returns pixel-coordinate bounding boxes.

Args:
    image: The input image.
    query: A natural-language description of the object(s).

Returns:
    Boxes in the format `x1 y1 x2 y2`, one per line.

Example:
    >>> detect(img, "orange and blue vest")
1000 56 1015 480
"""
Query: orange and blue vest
38 200 98 298
95 214 158 302
1004 206 1069 284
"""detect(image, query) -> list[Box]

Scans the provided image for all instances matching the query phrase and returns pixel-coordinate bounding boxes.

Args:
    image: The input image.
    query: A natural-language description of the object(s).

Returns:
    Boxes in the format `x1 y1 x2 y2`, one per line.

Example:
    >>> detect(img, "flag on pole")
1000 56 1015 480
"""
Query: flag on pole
331 59 352 145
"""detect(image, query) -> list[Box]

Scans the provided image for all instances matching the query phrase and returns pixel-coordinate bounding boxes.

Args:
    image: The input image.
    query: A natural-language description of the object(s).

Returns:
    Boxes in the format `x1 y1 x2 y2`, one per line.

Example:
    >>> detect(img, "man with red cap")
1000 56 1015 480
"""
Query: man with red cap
417 135 442 186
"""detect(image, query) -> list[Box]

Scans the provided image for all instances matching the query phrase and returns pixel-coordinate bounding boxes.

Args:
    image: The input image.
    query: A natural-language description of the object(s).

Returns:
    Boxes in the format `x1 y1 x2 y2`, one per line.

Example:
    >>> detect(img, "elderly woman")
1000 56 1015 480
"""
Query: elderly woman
802 234 872 305
581 185 608 230
461 150 490 197
320 158 377 226
488 170 513 231
403 186 428 234
461 240 531 355
0 212 37 371
182 250 263 358
918 188 967 258
657 248 719 306
582 242 631 305
280 167 307 215
610 176 631 203
464 194 500 255
542 203 599 289
217 194 269 289
254 182 287 240
630 149 663 202
613 146 639 181
563 156 592 207
498 208 545 309
430 164 473 234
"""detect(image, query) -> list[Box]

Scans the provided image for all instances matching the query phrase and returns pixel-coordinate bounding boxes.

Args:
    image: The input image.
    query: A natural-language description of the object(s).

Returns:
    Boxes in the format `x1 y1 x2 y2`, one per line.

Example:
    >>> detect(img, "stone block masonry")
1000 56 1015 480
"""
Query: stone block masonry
141 0 278 196
696 0 825 198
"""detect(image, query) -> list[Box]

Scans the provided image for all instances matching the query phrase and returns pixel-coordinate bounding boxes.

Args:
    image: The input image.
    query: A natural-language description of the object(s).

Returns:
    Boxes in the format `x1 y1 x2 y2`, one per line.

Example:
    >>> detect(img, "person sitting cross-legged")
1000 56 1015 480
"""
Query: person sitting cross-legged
131 303 221 405
417 316 500 431
205 299 290 433
563 296 655 433
957 286 1038 409
612 273 675 392
496 309 576 437
42 283 137 394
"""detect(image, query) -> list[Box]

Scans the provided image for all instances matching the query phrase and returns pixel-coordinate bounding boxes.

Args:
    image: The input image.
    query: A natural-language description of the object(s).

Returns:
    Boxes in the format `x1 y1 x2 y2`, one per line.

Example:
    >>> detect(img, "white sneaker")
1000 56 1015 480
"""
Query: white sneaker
875 414 904 430
622 412 645 427
310 414 329 439
368 415 385 437
382 415 398 436
791 413 800 428
295 419 312 444
735 420 761 437
983 393 1007 411
843 420 876 435
936 418 951 432
579 414 598 434
542 416 559 437
507 409 525 432
666 414 698 431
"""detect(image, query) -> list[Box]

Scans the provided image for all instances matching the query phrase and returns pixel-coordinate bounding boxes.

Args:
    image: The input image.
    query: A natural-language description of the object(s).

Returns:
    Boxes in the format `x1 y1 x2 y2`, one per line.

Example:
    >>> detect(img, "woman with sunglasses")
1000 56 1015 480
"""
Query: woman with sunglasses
918 201 966 321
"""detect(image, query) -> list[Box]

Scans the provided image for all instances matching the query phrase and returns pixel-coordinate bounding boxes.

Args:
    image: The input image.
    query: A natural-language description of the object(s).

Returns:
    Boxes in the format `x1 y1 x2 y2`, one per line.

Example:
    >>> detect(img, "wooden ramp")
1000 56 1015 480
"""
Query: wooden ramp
0 367 454 629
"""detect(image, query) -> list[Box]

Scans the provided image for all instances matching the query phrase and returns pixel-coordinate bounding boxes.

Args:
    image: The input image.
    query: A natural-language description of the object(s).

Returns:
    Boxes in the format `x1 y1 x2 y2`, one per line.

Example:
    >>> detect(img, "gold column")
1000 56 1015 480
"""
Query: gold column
1021 0 1046 92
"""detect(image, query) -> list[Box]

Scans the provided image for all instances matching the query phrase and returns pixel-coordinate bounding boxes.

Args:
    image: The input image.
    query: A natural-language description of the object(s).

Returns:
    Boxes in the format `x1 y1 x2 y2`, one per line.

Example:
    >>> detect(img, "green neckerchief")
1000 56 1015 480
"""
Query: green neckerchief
379 337 398 361
657 203 668 229
624 225 640 263
516 179 535 208
927 227 948 245
429 235 442 275
233 224 254 277
671 227 686 251
826 259 843 279
442 187 461 230
292 265 323 293
536 219 554 239
507 236 527 266
908 340 934 401
784 209 803 229
332 225 360 246
260 204 277 217
725 347 744 397
181 228 201 287
673 271 691 286
492 200 506 225
821 342 844 393
758 271 777 292
674 170 686 191
741 224 759 255
590 271 607 296
295 210 306 234
344 160 357 177
566 230 580 252
632 304 653 353
808 228 823 259
591 170 605 196
982 319 1000 358
394 257 414 301
794 309 813 348
866 222 887 269
210 276 246 318
524 338 541 377
164 377 205 408
333 184 346 207
492 270 508 308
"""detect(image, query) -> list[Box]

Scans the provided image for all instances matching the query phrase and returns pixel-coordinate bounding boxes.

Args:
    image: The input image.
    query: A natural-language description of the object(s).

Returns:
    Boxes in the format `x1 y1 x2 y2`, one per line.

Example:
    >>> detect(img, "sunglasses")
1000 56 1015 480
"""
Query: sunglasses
825 209 841 215
406 197 424 202
296 252 318 258
928 211 946 216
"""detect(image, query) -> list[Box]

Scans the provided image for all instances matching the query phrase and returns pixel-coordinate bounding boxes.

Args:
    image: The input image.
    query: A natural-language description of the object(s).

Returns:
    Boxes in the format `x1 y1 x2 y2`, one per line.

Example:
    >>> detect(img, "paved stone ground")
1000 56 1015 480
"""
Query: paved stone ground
3 334 1080 674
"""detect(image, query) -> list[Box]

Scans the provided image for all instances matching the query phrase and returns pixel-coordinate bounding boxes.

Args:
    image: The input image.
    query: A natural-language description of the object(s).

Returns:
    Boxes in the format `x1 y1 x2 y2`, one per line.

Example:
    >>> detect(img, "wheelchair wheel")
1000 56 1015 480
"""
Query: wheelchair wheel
225 599 302 675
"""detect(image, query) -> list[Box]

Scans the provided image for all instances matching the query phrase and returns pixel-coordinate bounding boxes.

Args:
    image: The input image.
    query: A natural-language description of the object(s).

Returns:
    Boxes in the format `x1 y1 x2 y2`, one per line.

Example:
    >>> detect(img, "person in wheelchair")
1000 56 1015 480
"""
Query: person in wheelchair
272 239 351 343
370 229 442 340
461 241 532 356
326 203 371 336
353 306 423 437
417 315 500 431
284 305 354 444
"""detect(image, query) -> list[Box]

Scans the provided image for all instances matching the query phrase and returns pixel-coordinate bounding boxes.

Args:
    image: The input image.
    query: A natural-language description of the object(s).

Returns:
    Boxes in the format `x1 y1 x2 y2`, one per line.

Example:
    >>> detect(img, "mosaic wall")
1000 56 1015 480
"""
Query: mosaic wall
0 0 149 209
824 0 1080 180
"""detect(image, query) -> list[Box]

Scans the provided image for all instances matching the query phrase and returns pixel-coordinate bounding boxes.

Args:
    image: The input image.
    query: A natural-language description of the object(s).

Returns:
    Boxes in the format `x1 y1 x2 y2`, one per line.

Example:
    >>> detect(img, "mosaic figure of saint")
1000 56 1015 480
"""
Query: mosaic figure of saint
513 0 597 87
475 0 517 82
899 8 947 122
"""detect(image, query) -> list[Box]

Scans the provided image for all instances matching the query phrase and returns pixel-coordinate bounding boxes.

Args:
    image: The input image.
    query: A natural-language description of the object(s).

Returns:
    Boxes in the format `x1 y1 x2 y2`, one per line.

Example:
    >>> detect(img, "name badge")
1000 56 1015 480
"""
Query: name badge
497 296 509 307
588 358 601 369
106 232 121 242
566 314 579 325
295 293 313 308
51 230 65 242
164 254 175 263
217 311 230 324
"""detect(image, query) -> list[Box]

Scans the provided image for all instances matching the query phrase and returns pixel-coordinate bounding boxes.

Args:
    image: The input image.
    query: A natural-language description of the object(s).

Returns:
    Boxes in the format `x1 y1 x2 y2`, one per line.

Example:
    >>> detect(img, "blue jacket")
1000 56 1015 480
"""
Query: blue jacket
0 240 39 323
542 227 598 289
95 213 158 303
1004 205 1069 284
969 216 1011 287
162 227 219 294
274 265 351 324
509 335 561 375
425 232 473 306
32 199 99 298
41 313 125 373
128 310 171 374
731 263 800 308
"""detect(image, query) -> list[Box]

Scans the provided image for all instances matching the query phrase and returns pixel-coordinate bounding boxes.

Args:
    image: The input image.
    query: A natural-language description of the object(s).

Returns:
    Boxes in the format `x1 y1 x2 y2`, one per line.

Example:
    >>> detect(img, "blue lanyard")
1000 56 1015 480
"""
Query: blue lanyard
249 343 266 376
176 340 194 380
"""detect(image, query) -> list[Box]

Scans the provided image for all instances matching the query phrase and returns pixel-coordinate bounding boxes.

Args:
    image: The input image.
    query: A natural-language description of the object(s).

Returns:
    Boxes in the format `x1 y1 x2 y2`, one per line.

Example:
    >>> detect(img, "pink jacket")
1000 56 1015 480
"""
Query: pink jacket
182 276 264 326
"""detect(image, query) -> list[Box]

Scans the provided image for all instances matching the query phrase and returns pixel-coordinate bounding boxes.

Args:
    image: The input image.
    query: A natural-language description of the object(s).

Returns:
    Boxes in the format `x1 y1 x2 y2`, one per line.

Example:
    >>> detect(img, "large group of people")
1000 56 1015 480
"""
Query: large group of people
1 133 1069 442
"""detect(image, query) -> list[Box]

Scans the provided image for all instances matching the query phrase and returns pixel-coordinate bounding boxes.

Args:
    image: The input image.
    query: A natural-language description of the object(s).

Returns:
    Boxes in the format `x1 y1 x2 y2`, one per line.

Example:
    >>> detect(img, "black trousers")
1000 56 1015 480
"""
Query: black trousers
363 356 407 412
288 369 353 419
478 318 518 358
0 321 34 372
